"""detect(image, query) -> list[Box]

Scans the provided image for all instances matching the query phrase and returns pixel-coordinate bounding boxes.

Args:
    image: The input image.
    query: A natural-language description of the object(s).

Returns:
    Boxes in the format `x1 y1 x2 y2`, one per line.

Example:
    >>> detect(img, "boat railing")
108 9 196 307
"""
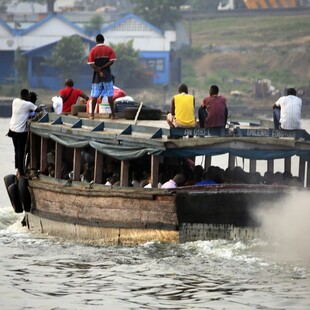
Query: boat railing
234 128 310 140
34 113 310 142
28 114 310 189
169 126 310 141
36 113 170 139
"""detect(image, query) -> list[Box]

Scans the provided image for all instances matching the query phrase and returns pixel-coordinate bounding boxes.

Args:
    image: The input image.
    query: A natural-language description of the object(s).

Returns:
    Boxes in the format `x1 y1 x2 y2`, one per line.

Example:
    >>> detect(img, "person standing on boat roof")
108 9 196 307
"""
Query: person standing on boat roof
273 87 302 130
59 79 89 113
7 89 42 177
87 34 117 119
167 83 196 128
199 85 228 128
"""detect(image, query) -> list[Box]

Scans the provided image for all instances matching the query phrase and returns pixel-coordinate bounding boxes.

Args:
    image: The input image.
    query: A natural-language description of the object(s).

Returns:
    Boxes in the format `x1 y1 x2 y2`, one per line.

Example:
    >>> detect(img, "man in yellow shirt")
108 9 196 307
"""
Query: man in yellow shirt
167 84 196 128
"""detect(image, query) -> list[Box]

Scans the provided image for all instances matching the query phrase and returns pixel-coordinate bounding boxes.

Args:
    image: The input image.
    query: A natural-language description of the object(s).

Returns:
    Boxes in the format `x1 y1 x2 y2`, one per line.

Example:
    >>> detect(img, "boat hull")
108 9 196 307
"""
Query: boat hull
27 213 179 245
26 176 304 244
176 185 291 242
27 176 178 245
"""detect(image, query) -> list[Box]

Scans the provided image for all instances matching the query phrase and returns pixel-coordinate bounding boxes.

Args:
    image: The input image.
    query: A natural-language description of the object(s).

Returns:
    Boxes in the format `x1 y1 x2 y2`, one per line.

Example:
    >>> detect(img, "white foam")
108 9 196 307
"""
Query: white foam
255 191 310 262
0 206 24 230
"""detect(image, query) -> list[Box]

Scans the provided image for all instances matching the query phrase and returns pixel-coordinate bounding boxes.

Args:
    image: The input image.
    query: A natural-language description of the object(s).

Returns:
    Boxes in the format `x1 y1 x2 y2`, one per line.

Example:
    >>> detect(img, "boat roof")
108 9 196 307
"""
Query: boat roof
29 113 310 161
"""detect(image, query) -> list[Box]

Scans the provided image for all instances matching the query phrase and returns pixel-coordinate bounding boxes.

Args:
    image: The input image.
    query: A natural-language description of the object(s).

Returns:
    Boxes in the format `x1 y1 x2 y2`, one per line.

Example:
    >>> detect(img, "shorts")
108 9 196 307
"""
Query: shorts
91 81 114 98
167 113 195 128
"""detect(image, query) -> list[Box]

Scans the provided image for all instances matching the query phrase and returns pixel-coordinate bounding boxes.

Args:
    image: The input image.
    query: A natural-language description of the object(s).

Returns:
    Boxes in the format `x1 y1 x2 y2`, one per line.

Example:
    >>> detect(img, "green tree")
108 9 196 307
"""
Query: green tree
47 35 87 81
0 0 10 12
84 15 104 36
132 0 187 28
14 47 28 83
110 40 152 88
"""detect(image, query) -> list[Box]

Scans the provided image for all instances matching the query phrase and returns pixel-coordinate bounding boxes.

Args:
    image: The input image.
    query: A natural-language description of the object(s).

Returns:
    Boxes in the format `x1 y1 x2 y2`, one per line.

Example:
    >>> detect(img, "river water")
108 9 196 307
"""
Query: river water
1 117 310 310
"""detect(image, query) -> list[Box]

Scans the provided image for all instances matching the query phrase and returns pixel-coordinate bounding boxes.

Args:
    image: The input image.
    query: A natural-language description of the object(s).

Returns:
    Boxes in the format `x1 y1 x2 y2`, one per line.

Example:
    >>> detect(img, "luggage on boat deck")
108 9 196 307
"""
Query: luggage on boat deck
4 174 24 213
18 176 31 212
114 97 135 113
71 104 86 116
124 107 162 120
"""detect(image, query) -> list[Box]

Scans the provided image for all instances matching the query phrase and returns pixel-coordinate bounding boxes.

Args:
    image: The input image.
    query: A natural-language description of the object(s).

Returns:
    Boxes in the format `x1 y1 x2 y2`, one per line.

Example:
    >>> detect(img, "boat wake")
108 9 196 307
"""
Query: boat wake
0 206 24 230
254 191 310 262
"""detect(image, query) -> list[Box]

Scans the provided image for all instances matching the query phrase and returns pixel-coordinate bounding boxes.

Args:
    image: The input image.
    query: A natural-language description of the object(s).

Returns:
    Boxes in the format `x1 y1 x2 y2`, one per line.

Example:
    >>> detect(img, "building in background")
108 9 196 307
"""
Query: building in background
101 13 177 86
0 13 89 88
218 0 310 10
0 12 178 90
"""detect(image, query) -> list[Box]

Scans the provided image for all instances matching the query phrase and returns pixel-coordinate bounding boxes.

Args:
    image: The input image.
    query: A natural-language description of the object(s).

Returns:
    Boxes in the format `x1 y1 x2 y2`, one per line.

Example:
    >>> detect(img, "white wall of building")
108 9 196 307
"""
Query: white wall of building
0 16 88 51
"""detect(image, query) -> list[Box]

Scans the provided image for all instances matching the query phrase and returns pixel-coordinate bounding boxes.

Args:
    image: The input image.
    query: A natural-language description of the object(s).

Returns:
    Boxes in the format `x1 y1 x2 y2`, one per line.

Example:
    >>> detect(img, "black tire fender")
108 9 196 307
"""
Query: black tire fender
7 183 24 213
18 176 32 212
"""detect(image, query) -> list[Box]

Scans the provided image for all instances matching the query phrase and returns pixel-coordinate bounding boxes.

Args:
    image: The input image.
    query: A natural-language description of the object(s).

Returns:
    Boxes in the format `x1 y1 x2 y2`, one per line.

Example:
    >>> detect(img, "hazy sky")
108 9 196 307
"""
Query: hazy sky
6 0 76 13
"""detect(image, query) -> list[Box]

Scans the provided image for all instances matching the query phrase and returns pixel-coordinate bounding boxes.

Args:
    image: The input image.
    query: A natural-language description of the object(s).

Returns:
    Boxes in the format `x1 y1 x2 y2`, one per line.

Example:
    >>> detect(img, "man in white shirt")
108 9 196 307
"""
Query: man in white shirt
161 173 185 189
8 89 42 177
273 88 302 130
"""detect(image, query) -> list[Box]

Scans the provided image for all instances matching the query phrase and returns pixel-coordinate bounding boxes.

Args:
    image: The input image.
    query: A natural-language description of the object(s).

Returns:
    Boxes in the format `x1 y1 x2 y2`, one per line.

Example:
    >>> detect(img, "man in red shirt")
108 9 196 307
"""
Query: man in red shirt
88 34 117 119
59 79 89 113
200 85 228 128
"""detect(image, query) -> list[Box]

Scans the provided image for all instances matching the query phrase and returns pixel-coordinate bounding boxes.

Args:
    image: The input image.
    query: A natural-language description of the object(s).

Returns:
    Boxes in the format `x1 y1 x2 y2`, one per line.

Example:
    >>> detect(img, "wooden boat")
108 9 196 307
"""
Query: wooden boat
5 112 310 245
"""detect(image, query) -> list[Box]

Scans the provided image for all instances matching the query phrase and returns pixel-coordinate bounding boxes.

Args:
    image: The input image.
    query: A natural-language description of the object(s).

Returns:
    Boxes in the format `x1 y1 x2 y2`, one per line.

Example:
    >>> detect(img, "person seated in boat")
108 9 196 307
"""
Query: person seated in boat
130 171 141 188
105 174 119 186
272 171 283 185
272 87 302 130
59 79 89 113
81 149 95 167
139 169 152 188
195 166 223 185
223 168 233 183
142 172 168 189
247 172 262 184
282 171 293 186
231 166 247 184
45 150 70 180
47 163 55 178
289 176 303 187
103 159 119 184
264 171 286 186
46 151 55 177
167 83 196 128
182 158 195 180
199 85 228 129
80 162 94 183
161 173 186 189
143 176 152 188
263 171 273 185
158 172 169 188
185 165 204 186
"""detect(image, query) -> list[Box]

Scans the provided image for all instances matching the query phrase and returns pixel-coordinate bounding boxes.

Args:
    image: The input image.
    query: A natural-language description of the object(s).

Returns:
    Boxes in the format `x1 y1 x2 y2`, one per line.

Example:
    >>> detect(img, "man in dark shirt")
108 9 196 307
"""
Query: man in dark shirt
87 34 117 119
200 85 228 128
